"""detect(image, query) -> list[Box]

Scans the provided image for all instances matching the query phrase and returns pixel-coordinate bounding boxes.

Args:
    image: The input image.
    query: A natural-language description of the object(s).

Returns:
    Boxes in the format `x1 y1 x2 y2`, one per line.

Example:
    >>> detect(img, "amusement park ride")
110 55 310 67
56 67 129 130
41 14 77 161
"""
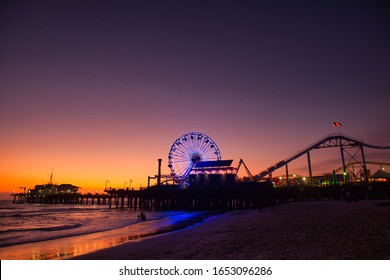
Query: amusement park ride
147 131 390 188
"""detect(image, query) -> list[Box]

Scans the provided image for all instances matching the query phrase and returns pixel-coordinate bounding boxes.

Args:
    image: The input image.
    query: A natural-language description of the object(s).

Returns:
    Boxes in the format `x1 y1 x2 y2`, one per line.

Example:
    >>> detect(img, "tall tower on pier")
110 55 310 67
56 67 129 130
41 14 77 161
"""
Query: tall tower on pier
48 168 54 185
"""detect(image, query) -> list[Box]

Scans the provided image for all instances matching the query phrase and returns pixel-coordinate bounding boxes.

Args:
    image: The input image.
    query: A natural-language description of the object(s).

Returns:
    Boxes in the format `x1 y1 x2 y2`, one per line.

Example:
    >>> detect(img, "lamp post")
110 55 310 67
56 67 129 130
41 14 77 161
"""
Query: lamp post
129 179 133 189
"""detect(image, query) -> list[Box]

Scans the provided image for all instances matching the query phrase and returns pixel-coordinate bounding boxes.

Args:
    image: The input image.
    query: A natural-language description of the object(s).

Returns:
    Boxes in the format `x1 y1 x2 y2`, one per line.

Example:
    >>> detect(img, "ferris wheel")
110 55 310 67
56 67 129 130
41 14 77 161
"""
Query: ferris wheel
168 132 222 181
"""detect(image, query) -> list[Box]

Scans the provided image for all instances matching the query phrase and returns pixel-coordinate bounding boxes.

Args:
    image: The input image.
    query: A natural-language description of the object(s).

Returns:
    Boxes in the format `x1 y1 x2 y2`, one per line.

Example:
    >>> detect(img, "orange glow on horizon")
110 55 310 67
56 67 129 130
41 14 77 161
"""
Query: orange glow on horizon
1 127 389 196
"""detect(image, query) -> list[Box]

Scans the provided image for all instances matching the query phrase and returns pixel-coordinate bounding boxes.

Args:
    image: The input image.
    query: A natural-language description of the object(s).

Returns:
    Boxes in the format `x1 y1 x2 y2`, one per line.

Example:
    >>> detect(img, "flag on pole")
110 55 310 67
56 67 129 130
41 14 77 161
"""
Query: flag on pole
333 122 342 127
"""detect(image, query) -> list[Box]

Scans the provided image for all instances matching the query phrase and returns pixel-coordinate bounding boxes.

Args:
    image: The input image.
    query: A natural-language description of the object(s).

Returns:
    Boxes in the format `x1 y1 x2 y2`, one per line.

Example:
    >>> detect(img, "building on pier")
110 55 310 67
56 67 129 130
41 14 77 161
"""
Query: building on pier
29 183 80 195
189 160 236 189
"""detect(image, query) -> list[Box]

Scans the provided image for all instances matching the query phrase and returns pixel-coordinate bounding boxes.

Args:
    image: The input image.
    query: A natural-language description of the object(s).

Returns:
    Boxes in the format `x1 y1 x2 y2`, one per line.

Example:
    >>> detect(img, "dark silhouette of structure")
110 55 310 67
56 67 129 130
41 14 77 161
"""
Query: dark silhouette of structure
256 133 390 186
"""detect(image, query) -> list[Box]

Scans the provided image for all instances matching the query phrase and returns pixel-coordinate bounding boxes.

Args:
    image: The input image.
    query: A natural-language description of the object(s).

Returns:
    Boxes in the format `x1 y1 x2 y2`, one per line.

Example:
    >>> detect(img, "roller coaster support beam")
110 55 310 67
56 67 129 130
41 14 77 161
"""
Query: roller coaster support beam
361 144 369 185
285 163 289 187
307 152 313 186
340 146 347 183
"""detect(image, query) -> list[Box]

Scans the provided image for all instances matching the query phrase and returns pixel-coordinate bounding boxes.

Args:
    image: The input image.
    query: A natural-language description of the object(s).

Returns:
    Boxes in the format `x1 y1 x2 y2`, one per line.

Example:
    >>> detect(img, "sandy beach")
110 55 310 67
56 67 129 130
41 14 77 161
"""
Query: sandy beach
72 200 390 260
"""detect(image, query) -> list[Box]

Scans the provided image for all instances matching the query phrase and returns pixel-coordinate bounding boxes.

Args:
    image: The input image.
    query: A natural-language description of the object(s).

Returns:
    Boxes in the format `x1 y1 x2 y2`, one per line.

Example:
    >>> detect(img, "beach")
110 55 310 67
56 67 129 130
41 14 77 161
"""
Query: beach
72 200 390 260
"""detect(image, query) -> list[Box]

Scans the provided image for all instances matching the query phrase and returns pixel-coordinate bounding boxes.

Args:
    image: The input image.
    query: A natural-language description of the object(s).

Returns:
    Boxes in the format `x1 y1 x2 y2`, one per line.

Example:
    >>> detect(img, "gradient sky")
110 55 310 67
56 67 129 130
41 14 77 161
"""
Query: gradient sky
1 0 389 194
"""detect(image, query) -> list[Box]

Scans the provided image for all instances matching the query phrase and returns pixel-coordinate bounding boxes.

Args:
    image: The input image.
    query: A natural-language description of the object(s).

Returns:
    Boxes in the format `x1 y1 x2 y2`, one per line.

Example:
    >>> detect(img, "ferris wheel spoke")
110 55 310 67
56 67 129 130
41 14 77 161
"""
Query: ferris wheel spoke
184 140 197 156
201 137 215 154
176 165 189 176
172 149 191 159
170 148 186 157
196 132 205 147
178 135 189 150
185 136 196 153
174 160 187 168
179 140 195 154
172 144 190 155
200 143 214 157
196 142 207 157
197 135 207 150
203 156 218 161
184 133 197 152
200 142 211 153
193 135 201 152
192 133 202 152
175 169 185 177
171 159 192 164
182 137 201 159
194 135 205 156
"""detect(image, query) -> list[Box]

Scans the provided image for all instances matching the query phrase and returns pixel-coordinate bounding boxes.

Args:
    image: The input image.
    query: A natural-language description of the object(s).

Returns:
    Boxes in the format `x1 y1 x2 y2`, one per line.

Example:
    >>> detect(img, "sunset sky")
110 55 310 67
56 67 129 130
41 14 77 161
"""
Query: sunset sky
1 0 389 196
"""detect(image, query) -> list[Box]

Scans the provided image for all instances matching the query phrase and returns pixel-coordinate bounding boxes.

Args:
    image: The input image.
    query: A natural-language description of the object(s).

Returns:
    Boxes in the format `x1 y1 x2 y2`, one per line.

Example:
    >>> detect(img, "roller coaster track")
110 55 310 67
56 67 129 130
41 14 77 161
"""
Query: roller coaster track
333 161 390 173
257 133 390 180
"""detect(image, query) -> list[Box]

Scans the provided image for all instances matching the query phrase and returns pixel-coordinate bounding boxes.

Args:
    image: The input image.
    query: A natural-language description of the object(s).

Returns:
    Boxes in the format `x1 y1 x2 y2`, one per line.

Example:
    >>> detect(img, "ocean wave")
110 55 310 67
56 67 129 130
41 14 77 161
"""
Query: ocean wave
0 206 109 219
0 223 84 234
40 223 84 231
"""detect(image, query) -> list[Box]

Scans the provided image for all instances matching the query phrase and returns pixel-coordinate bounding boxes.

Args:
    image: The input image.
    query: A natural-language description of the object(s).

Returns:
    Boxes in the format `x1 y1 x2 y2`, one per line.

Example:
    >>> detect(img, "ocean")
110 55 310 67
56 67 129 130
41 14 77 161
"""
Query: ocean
0 200 211 260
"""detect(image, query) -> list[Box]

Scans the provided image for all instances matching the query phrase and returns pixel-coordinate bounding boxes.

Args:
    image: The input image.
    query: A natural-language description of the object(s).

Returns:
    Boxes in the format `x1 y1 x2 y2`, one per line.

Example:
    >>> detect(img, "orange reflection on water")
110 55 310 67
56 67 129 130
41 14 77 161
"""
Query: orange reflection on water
0 219 170 260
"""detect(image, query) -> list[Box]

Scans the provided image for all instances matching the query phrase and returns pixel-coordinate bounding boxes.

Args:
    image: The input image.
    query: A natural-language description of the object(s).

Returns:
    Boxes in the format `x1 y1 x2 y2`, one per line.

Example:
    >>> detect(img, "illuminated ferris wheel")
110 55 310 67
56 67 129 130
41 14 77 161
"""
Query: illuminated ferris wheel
168 132 221 181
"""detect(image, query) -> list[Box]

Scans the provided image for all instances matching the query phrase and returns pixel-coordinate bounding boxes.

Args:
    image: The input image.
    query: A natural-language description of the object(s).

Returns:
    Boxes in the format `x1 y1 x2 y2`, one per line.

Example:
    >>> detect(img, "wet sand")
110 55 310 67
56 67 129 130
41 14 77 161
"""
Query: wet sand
72 200 390 260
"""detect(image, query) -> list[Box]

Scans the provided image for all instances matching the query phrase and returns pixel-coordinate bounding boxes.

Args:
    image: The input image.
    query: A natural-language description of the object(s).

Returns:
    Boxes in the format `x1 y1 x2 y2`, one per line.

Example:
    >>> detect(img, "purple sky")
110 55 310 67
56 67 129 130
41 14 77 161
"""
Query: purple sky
0 0 389 191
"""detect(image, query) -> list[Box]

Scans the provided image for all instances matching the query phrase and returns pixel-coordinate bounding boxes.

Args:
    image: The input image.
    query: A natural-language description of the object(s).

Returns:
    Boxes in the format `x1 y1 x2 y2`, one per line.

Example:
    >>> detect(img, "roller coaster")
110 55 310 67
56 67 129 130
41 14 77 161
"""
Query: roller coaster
255 133 390 185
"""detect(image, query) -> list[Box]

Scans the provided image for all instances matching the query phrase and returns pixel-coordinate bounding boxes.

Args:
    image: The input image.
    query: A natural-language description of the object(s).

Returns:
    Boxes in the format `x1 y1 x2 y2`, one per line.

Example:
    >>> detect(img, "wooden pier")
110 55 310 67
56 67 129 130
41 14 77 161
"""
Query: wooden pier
104 183 276 210
11 182 276 210
11 192 111 205
100 182 390 210
11 182 389 210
